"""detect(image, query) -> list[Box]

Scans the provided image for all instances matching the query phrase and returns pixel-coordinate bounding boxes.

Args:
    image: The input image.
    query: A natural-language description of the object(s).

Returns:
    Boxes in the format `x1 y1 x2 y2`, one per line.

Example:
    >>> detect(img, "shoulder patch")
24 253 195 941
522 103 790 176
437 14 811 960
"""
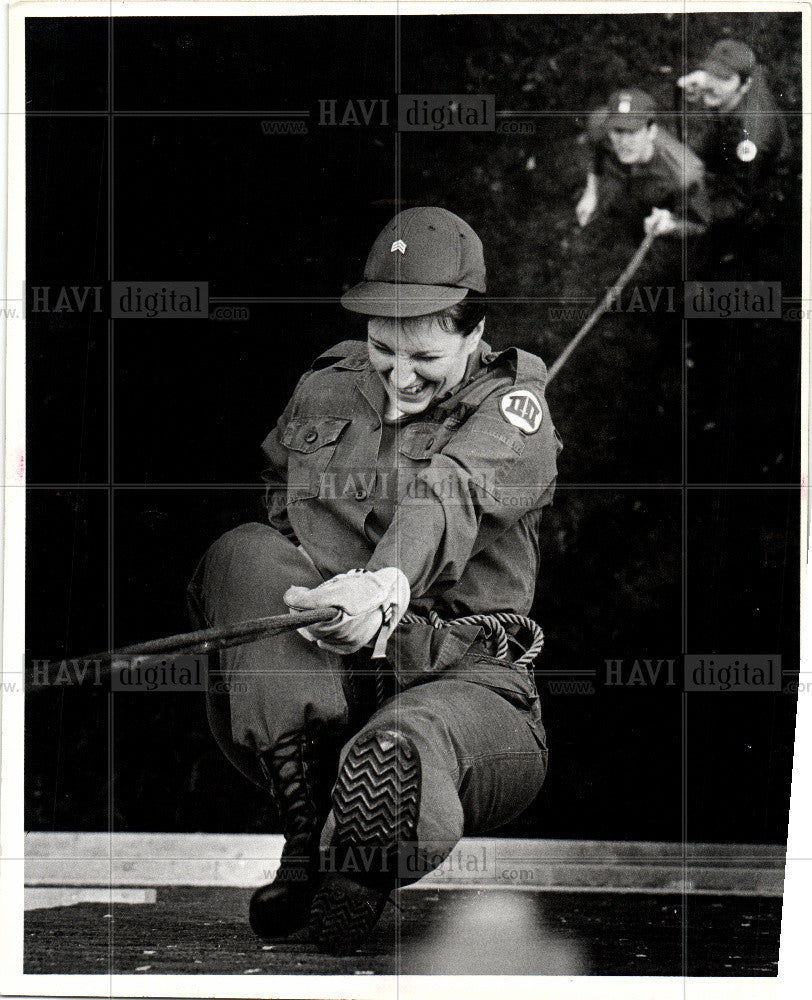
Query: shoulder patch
736 139 758 162
500 389 543 434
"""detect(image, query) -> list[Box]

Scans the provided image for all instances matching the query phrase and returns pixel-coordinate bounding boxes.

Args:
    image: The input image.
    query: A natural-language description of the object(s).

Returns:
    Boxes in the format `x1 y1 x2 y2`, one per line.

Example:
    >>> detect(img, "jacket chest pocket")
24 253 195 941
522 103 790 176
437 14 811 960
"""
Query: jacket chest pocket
397 421 453 462
283 416 351 501
642 178 672 207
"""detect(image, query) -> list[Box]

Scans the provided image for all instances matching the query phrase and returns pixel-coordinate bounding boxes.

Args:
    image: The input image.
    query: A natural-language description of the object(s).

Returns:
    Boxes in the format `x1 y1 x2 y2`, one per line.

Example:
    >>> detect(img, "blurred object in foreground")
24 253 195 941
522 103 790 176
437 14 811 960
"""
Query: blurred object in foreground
402 890 588 975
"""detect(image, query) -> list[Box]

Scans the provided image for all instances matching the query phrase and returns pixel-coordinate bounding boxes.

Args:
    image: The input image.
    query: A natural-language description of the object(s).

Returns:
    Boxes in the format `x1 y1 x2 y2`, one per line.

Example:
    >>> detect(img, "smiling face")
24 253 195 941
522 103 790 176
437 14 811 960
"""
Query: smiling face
609 121 657 164
367 312 485 420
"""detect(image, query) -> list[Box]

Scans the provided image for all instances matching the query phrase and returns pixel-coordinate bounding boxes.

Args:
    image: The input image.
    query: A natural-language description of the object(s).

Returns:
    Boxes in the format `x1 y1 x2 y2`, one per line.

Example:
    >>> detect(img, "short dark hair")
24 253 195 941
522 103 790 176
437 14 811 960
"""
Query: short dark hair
368 290 487 339
435 290 487 337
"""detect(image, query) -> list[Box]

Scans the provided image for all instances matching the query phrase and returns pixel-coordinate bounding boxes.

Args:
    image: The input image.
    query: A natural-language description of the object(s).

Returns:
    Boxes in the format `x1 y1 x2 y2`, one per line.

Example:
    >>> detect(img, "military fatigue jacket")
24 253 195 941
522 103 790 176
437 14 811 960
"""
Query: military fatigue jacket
260 339 562 621
591 123 712 237
587 107 711 237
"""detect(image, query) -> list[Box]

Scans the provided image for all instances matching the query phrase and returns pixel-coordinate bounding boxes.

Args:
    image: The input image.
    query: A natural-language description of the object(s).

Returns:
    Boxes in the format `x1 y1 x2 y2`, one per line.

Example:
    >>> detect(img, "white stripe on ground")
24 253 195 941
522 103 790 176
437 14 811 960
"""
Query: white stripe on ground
402 884 783 897
23 834 785 896
24 887 157 910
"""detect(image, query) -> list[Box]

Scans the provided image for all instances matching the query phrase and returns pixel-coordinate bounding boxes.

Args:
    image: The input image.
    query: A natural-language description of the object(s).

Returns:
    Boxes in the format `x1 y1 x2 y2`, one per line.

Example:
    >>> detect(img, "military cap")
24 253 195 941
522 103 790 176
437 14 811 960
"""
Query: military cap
605 88 657 129
341 207 486 318
699 39 757 81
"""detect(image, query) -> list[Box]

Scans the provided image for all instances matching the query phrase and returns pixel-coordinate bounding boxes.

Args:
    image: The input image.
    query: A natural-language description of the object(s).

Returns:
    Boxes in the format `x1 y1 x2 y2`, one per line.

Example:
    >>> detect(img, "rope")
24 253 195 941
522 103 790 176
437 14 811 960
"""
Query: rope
374 664 387 708
400 610 544 671
546 229 657 385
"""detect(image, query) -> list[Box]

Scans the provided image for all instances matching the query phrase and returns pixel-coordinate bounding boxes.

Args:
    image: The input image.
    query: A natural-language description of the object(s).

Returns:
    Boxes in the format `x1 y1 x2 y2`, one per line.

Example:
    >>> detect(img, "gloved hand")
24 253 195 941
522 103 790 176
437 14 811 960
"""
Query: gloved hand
575 188 598 228
575 173 599 228
283 567 410 657
676 69 709 102
644 207 680 237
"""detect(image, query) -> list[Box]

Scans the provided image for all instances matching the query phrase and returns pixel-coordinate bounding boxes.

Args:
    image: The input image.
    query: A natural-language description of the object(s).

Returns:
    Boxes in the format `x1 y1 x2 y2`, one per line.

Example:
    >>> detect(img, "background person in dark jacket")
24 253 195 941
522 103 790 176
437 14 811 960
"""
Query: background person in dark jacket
677 39 790 236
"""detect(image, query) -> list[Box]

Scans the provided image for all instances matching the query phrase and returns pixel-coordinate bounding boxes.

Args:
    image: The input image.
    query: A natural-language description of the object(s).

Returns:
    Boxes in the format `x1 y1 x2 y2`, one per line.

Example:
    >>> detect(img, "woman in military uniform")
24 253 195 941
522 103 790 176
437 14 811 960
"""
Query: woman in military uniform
188 207 561 955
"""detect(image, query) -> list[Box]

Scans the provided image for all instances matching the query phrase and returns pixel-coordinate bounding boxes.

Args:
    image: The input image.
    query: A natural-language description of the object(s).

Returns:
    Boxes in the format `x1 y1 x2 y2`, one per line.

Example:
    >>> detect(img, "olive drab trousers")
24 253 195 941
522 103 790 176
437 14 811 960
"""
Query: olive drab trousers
188 522 548 881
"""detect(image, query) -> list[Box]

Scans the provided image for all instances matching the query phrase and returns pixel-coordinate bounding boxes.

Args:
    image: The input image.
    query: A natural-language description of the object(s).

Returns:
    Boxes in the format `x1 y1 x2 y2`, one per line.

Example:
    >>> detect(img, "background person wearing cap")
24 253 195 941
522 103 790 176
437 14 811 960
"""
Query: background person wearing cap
188 206 561 955
677 39 789 233
576 87 710 241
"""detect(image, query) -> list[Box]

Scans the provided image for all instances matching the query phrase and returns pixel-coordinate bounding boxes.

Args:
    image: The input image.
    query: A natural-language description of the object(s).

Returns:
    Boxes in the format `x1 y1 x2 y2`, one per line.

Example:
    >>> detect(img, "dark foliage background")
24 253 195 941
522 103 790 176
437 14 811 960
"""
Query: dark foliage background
25 12 800 842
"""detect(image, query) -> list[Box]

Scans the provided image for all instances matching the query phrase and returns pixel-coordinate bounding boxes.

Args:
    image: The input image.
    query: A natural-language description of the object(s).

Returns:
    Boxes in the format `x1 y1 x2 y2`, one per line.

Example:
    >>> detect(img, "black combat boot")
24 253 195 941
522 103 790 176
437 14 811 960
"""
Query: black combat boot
310 728 422 955
249 729 336 939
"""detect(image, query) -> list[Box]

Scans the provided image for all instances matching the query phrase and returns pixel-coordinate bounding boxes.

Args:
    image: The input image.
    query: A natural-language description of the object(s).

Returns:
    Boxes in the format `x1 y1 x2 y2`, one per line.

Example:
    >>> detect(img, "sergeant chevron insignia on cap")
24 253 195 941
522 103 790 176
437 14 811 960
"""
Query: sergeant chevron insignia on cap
500 389 543 434
390 239 407 254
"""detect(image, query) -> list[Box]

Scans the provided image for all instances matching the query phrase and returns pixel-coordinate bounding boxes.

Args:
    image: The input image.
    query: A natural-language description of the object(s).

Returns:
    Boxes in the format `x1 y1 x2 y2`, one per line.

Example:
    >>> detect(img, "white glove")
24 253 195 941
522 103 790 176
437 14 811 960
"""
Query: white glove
575 174 599 228
575 191 597 228
644 207 680 236
283 567 410 657
676 70 709 101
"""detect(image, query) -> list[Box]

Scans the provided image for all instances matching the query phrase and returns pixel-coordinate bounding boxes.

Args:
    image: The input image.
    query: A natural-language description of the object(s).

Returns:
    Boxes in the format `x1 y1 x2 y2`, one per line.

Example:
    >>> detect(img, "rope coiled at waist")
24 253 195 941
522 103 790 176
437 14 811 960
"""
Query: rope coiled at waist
400 609 544 670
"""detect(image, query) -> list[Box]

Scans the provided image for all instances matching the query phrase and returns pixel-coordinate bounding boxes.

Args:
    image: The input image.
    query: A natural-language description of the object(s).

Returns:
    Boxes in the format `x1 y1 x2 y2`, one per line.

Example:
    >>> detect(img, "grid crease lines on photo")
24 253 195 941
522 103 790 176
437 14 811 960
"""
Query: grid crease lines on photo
21 10 802 979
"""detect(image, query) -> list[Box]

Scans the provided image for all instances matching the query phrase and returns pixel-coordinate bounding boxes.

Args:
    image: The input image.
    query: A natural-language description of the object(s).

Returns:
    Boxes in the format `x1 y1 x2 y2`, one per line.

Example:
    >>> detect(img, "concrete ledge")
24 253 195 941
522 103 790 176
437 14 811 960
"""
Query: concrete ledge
23 833 786 896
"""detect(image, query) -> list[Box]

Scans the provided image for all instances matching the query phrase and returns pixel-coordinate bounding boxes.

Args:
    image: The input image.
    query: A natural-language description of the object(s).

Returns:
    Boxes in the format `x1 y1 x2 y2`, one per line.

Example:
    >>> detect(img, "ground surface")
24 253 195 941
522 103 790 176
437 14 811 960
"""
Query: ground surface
25 887 780 977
